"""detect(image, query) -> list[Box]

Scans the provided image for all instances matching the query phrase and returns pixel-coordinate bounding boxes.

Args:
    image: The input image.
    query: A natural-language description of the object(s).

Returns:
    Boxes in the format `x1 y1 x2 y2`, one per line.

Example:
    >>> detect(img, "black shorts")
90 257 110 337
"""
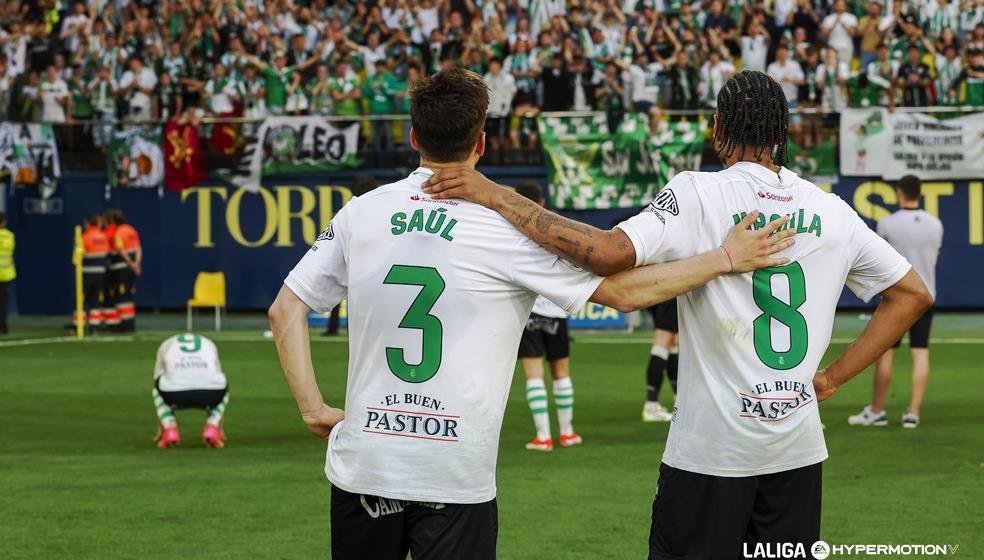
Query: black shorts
155 378 227 410
513 90 536 107
484 116 507 138
650 462 822 560
893 308 934 349
648 299 678 332
517 314 570 361
330 484 497 560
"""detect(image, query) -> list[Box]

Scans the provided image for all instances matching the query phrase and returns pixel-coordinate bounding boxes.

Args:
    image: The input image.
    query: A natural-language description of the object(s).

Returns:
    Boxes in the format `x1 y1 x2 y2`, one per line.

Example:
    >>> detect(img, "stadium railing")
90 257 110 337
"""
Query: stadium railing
6 105 981 172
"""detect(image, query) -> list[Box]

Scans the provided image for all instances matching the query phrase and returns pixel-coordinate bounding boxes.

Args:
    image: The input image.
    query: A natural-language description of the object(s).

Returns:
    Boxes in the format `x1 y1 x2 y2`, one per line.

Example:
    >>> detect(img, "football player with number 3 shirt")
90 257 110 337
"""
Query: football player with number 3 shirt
422 71 934 559
269 69 795 560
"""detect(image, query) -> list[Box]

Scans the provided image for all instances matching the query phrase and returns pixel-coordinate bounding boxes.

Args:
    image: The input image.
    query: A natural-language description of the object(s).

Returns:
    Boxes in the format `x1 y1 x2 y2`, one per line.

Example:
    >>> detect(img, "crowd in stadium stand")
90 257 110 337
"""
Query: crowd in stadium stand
0 0 982 152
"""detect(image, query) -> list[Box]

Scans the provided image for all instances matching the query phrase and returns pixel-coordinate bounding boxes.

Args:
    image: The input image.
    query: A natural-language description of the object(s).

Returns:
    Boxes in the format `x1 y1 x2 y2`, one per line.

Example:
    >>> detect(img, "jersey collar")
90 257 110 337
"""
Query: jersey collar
407 167 434 190
730 161 799 189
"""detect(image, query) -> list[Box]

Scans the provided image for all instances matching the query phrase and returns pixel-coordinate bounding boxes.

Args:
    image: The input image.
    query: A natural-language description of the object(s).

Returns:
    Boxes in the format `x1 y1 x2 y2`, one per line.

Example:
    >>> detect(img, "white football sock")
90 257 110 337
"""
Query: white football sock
553 377 575 436
526 378 551 440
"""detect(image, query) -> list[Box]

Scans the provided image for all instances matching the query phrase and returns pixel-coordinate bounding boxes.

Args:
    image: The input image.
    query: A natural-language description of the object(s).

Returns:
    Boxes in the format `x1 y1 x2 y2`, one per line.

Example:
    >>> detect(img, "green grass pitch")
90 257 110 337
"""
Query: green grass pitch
1 313 982 559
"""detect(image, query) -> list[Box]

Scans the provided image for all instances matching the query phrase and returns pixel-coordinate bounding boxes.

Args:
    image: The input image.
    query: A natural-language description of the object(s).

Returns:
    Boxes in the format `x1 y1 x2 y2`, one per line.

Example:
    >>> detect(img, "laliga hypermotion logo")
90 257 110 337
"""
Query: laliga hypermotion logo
757 191 795 203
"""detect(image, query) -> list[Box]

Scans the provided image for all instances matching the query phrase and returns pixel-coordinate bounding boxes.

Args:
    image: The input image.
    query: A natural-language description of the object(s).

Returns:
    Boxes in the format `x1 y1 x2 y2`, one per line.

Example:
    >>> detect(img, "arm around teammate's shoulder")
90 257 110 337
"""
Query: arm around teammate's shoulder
423 167 636 276
591 211 795 312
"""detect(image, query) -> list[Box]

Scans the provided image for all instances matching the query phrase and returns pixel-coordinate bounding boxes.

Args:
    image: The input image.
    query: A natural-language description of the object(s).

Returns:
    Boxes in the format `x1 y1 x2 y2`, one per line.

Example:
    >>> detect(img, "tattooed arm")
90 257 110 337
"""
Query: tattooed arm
424 167 637 275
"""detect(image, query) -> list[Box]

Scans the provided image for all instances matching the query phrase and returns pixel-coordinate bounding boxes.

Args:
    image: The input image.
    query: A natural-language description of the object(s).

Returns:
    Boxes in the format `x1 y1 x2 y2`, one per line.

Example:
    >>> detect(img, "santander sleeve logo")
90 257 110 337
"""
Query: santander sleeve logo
757 191 794 203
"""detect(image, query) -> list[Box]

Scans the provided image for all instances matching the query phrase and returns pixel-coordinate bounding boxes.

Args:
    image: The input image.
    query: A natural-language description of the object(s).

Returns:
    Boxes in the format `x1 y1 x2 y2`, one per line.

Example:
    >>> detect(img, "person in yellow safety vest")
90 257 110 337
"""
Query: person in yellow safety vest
102 209 122 331
0 211 15 335
76 213 109 332
111 210 142 332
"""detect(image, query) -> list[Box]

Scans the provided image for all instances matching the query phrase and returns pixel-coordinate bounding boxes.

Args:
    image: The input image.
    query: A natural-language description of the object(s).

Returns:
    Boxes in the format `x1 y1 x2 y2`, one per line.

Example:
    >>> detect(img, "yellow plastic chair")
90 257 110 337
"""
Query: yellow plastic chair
186 272 226 331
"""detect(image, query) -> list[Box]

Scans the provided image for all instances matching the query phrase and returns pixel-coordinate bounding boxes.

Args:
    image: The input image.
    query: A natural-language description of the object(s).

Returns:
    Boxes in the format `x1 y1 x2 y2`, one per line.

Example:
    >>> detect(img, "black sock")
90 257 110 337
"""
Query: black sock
646 355 666 402
667 353 679 394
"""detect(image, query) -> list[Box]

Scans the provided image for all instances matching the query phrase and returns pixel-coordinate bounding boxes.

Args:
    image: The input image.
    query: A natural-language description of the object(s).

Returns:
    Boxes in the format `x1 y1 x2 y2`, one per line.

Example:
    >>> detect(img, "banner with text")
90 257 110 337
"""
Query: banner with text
540 114 704 209
840 109 984 180
219 116 361 192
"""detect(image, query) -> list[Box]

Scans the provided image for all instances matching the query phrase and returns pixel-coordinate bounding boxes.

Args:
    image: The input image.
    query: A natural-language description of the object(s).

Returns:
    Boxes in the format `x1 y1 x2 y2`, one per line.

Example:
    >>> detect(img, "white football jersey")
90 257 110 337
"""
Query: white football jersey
617 162 911 477
154 334 227 392
531 295 569 319
876 209 943 299
285 168 602 503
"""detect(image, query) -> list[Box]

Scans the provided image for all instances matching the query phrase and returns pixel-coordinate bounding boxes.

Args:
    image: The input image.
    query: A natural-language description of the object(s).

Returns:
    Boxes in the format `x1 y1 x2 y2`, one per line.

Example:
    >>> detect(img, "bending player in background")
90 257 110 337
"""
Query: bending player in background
849 175 943 429
514 181 581 451
423 70 933 559
153 333 229 449
268 68 795 560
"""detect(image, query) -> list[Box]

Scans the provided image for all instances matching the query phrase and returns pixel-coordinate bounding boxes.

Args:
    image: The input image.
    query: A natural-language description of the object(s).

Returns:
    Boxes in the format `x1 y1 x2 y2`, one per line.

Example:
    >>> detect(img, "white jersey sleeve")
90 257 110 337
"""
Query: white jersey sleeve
844 208 912 302
284 204 351 312
509 237 602 315
614 172 705 266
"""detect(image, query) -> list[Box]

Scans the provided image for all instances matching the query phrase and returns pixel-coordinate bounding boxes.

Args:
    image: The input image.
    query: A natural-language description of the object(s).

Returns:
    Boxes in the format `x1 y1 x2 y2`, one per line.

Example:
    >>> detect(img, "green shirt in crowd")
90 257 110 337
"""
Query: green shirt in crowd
262 64 297 110
362 71 397 114
328 76 361 116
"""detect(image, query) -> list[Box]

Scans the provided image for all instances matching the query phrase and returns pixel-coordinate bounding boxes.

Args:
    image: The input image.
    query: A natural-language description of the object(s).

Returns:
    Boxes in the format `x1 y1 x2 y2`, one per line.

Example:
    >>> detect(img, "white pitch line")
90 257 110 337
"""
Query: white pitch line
0 335 137 347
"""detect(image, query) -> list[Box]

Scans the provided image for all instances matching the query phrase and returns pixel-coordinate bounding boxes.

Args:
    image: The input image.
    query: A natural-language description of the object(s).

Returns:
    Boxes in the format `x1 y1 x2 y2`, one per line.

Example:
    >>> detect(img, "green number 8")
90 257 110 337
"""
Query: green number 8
752 263 808 370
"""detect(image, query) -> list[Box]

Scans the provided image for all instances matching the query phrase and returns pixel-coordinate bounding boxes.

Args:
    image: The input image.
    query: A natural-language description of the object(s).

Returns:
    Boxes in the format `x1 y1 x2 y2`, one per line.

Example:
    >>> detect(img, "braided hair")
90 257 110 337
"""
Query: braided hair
714 70 789 167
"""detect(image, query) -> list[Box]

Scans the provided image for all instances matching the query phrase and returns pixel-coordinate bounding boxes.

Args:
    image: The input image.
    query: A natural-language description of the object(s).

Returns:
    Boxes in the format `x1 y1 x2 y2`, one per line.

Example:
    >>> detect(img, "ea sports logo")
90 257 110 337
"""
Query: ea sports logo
810 540 831 560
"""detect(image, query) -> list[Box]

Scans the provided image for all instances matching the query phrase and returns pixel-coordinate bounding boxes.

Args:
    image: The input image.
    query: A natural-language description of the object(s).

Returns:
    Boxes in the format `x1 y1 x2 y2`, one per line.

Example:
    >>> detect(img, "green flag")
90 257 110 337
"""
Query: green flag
539 114 704 209
786 138 837 178
107 126 165 189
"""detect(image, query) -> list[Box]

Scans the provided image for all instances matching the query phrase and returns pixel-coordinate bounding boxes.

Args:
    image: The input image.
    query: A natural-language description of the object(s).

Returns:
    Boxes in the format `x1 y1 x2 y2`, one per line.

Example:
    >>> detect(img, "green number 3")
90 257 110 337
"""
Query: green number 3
177 334 202 353
752 263 808 370
384 265 446 383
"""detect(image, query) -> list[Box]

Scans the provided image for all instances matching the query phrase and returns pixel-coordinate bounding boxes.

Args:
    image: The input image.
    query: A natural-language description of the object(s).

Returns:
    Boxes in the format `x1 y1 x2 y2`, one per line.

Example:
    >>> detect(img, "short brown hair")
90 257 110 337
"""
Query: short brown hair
410 68 489 162
103 208 123 225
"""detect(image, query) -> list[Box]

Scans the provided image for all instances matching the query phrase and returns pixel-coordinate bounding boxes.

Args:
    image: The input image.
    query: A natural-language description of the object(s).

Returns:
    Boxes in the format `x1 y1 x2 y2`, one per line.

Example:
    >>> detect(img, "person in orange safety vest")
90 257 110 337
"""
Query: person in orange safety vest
75 213 109 331
110 210 142 332
102 209 122 331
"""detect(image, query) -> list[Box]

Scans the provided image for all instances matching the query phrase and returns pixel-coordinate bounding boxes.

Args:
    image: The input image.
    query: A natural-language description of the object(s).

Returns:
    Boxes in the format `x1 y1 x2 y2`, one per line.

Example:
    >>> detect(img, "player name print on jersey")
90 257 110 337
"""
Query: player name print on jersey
390 208 458 241
733 209 823 237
